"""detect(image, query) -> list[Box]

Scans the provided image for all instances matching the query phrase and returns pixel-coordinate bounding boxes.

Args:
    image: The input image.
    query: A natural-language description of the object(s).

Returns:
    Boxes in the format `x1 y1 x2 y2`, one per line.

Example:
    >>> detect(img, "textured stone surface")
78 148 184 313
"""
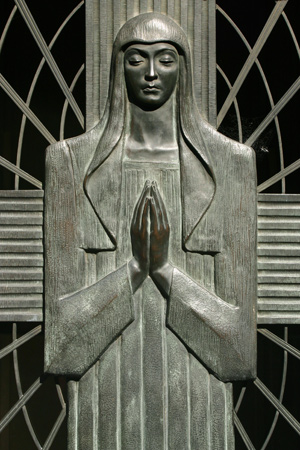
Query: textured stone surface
0 190 43 321
44 12 256 450
257 193 300 324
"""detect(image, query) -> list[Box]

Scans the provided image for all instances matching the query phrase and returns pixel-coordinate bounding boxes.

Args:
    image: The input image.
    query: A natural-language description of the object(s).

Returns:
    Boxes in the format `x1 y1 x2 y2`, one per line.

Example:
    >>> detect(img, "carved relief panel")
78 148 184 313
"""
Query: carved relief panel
44 12 256 449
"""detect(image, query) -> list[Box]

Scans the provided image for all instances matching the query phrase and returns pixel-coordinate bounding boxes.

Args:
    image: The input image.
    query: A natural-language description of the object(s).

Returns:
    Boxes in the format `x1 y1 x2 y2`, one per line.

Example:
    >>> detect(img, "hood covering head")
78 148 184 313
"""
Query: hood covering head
85 13 215 249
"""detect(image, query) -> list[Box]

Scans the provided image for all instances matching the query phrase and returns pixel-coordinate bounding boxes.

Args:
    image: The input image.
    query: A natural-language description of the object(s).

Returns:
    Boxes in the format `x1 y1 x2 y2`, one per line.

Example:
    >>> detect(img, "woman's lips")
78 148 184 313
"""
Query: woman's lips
143 86 160 93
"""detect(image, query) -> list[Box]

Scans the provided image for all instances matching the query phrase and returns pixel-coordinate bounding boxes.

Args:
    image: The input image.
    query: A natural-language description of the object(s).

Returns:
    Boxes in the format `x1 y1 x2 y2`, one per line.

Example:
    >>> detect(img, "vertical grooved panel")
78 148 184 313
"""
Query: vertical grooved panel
116 339 121 450
174 0 180 23
200 0 208 118
99 0 108 115
180 0 188 33
160 0 167 14
78 365 99 449
98 343 118 449
120 0 127 27
187 0 194 48
140 0 148 14
207 0 216 126
142 279 165 449
113 0 121 38
167 331 190 449
167 0 175 18
193 0 202 110
153 0 161 13
86 0 99 128
68 381 79 450
209 376 234 449
126 0 136 20
120 289 143 448
147 0 154 13
190 356 210 448
162 311 168 449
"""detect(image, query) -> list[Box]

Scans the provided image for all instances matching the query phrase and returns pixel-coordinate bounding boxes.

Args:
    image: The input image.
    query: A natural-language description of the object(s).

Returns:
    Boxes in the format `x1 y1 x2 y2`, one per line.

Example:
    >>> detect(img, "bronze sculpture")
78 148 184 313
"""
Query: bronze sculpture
45 13 257 449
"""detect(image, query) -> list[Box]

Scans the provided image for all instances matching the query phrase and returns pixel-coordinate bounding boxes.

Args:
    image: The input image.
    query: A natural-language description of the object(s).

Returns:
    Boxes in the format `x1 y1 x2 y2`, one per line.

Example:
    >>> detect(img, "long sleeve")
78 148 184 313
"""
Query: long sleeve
171 124 257 382
44 138 133 379
168 268 256 381
45 264 133 378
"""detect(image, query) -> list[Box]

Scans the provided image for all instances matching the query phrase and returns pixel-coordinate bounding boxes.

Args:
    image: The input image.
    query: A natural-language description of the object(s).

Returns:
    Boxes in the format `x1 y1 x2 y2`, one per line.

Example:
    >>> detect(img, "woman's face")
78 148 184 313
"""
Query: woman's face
124 42 179 110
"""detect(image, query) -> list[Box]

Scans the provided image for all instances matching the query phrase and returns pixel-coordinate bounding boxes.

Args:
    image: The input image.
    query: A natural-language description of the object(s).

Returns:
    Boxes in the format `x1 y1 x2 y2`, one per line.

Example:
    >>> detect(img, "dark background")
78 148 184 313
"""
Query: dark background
1 0 300 448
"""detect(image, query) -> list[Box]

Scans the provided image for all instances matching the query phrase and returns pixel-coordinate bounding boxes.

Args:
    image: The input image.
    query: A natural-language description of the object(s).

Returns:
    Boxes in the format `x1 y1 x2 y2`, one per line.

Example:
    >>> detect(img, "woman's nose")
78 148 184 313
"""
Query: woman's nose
145 59 158 80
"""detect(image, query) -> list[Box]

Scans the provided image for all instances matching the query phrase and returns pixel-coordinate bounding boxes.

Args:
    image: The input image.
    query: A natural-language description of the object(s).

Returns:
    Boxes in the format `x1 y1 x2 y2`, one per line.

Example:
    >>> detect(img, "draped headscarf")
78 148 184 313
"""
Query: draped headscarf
85 13 215 250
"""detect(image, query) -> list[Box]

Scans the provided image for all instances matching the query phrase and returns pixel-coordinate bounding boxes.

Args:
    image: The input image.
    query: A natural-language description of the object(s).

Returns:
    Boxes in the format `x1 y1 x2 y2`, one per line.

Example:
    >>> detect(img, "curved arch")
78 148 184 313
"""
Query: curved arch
282 12 300 60
217 64 243 143
12 324 42 449
260 328 288 450
217 5 285 192
14 1 84 188
0 6 18 54
12 324 66 449
59 64 85 141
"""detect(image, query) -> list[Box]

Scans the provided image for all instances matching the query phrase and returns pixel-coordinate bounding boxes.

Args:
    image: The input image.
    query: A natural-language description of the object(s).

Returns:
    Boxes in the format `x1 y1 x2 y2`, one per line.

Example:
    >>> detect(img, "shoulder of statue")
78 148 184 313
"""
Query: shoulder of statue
198 118 255 162
46 120 103 156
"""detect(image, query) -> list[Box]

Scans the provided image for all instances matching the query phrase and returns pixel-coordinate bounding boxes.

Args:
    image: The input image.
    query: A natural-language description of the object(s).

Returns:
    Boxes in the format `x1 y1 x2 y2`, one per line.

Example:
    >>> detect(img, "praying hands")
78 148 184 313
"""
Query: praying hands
129 180 173 295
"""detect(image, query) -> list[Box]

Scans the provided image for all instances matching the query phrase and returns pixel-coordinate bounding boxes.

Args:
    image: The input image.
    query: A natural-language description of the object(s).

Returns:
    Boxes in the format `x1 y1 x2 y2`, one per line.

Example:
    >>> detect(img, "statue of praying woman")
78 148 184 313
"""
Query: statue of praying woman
44 13 257 449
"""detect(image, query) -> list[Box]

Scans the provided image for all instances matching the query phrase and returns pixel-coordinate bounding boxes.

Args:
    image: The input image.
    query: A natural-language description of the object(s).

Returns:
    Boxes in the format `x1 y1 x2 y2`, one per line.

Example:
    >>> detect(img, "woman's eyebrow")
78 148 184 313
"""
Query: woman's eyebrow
125 48 146 57
125 47 178 57
156 49 177 57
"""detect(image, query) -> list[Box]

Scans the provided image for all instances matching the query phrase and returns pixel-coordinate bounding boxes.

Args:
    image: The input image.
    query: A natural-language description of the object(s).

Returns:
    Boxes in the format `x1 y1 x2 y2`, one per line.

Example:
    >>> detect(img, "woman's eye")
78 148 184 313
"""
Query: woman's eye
159 58 174 65
128 59 144 66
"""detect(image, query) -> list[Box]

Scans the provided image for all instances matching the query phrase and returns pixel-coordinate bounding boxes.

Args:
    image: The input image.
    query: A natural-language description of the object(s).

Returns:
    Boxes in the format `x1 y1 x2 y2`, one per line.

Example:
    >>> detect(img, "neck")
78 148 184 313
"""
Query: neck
125 96 178 162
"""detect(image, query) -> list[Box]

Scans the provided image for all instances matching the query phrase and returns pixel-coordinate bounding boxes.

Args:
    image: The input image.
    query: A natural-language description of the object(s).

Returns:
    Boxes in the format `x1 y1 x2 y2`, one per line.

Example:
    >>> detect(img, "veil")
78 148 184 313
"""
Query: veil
84 13 216 249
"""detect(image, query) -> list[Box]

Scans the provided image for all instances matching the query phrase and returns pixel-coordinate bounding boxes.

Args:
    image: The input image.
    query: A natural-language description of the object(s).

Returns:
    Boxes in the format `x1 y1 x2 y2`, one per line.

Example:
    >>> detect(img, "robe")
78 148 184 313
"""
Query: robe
44 117 257 449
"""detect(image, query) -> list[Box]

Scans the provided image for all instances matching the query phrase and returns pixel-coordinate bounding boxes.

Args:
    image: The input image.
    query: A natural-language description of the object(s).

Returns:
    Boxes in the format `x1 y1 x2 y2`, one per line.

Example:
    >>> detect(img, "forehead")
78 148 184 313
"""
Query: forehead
124 42 178 55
